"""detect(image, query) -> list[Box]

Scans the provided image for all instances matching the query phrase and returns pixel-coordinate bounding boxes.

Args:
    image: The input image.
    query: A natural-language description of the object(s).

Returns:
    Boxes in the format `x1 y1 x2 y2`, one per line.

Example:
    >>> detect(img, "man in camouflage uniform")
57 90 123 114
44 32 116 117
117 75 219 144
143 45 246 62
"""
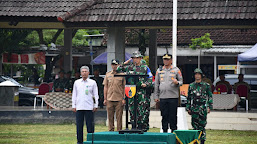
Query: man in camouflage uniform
65 71 74 92
53 70 68 92
186 68 213 144
116 51 153 132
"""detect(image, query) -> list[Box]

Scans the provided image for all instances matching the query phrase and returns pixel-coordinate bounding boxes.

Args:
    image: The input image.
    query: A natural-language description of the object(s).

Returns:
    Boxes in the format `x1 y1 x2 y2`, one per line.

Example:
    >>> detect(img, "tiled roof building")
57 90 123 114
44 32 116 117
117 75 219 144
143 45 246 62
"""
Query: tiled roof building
0 0 256 45
0 0 256 26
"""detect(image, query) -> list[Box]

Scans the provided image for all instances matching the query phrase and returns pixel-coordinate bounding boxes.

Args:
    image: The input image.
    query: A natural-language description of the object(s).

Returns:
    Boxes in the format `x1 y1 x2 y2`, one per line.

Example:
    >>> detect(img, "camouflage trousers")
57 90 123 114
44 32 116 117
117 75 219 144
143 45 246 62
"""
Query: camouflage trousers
129 89 150 131
191 105 207 140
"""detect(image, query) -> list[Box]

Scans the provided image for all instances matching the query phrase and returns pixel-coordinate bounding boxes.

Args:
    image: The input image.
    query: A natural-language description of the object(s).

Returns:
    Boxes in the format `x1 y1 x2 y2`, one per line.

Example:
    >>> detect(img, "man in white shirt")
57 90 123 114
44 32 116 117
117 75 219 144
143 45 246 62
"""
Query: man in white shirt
72 66 99 144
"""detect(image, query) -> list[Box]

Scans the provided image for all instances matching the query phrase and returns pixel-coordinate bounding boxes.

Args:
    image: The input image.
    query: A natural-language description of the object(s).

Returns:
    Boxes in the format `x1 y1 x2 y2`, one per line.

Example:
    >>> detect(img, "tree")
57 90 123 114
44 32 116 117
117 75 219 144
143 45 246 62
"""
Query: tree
32 29 102 82
189 33 214 68
0 28 103 81
189 33 213 50
138 29 148 56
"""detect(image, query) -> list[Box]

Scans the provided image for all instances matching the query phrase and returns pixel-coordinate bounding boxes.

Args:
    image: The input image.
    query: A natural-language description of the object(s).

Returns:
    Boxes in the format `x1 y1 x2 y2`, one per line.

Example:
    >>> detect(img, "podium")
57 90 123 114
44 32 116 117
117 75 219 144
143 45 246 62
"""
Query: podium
114 74 149 134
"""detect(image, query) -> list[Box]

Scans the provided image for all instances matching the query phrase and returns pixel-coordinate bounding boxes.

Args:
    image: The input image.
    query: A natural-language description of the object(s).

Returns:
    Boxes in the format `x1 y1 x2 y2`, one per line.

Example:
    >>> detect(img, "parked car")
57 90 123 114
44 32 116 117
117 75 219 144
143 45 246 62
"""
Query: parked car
213 74 257 108
0 76 39 106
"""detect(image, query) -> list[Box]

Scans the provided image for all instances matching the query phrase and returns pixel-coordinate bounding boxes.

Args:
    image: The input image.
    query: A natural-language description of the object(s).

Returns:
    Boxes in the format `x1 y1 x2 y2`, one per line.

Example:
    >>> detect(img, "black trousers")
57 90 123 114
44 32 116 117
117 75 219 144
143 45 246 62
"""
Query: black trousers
160 98 178 132
76 110 94 144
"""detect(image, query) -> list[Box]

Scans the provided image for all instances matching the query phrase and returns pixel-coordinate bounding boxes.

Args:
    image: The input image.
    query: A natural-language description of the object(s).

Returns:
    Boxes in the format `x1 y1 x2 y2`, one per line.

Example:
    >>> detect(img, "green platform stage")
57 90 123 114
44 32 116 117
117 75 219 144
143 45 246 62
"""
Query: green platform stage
84 131 176 144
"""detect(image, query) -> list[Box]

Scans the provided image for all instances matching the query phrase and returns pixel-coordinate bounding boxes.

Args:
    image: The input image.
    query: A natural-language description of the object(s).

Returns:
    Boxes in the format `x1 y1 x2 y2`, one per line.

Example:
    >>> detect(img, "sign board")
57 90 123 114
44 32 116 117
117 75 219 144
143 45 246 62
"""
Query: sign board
2 52 45 64
218 65 237 74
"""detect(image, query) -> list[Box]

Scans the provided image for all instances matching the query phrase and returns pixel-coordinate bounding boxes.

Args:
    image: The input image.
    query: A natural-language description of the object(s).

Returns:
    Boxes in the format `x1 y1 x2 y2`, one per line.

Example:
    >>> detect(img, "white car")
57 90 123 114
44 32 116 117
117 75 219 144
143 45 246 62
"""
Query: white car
0 76 38 106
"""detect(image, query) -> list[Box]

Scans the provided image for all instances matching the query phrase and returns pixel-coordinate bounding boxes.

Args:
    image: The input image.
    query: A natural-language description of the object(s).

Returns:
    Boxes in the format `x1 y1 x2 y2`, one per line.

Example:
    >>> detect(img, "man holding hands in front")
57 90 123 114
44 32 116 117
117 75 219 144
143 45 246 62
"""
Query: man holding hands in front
103 59 126 131
72 66 98 144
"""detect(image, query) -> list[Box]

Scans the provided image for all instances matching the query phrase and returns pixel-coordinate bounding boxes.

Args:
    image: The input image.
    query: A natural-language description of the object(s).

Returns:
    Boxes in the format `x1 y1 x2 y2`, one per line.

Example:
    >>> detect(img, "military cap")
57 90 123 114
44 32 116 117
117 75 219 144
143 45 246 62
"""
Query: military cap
131 51 143 58
111 59 119 65
194 68 203 74
162 54 172 59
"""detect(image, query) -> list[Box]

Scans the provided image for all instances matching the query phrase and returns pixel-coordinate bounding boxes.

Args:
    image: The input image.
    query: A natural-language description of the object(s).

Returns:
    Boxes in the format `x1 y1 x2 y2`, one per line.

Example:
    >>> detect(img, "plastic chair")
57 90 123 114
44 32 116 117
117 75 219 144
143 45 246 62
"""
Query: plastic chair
236 84 249 111
48 82 54 92
215 84 228 93
34 83 50 109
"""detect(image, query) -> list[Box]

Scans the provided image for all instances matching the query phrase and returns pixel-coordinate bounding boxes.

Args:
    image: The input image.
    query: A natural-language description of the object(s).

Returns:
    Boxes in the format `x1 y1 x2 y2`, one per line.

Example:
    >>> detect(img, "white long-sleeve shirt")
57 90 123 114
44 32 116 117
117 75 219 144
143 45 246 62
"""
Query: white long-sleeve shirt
72 78 99 110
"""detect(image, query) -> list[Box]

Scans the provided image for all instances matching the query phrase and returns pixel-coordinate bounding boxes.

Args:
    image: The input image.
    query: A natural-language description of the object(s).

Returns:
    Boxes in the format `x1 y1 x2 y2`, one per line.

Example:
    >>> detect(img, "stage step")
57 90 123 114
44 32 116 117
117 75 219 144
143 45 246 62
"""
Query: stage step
85 132 176 144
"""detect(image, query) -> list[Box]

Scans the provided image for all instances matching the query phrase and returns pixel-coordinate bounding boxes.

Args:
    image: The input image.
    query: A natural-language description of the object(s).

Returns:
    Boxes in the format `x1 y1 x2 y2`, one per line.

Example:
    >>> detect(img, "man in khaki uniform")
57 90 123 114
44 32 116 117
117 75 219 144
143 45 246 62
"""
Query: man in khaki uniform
103 59 126 131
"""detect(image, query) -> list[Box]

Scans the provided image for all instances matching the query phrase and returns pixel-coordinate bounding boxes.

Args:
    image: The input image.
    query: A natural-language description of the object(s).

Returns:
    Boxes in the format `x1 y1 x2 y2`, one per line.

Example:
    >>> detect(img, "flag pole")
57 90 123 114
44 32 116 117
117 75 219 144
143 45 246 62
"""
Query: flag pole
172 0 177 67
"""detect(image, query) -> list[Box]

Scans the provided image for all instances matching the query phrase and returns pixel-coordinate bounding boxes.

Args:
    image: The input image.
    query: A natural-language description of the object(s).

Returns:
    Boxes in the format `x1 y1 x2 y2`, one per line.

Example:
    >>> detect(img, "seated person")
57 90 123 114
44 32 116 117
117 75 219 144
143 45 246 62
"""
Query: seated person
53 70 68 92
216 75 232 93
202 75 213 92
233 74 251 109
65 71 74 91
233 74 251 98
233 74 251 91
74 70 81 80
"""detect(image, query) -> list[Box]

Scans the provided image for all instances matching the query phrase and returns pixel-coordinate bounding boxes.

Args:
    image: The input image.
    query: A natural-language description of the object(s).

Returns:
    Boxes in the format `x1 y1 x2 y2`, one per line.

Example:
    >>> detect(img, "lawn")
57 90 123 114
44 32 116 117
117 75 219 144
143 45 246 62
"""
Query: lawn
0 124 256 144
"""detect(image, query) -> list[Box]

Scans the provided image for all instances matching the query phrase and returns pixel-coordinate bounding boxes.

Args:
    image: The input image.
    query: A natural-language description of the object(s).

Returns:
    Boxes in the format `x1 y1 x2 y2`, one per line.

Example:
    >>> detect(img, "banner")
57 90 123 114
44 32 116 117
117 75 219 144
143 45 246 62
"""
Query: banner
180 84 189 97
2 52 45 64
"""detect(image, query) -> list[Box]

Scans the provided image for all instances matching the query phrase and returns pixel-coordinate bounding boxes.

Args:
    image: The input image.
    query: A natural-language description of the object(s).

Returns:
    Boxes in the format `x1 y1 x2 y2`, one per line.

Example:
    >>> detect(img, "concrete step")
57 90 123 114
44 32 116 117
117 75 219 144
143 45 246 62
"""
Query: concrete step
106 108 257 131
86 132 175 144
0 107 107 124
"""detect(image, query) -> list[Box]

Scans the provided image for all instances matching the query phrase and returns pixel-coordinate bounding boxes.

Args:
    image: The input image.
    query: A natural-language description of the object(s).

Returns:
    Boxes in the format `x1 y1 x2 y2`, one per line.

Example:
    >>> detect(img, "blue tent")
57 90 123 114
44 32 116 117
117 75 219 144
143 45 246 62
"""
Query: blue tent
91 52 131 64
238 43 257 62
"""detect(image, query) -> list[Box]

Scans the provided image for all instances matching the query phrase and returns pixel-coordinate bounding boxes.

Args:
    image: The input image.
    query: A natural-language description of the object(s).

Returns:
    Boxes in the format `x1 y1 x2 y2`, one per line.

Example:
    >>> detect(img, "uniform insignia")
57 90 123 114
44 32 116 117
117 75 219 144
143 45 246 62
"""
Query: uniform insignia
125 85 136 98
178 70 182 76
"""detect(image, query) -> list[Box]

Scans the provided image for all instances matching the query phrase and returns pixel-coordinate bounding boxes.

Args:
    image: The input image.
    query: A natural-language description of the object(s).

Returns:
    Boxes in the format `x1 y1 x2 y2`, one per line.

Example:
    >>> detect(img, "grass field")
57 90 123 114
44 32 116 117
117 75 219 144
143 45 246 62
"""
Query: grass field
0 124 257 144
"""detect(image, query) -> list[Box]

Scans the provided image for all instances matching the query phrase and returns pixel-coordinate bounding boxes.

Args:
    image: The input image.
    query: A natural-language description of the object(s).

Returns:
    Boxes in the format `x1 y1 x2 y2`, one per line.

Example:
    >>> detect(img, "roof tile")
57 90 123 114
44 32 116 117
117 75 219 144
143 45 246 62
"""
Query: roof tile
0 0 256 23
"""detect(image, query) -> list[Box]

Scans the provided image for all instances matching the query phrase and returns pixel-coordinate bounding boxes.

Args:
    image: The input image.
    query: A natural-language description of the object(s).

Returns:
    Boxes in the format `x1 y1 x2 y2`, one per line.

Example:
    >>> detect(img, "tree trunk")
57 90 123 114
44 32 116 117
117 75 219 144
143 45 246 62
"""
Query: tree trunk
51 29 63 44
44 57 52 82
36 29 46 45
139 29 146 56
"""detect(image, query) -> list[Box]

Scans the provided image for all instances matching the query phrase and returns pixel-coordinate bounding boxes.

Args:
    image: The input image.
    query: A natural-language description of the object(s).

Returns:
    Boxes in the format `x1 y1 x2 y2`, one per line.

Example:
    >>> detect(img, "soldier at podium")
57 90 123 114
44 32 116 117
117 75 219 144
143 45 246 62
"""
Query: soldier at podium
116 51 153 132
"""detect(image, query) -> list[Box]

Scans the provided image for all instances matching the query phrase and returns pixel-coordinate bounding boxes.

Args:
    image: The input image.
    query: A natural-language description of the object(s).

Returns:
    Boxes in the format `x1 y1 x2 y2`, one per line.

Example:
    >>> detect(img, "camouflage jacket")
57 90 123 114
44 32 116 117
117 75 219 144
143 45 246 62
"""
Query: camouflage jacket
53 78 68 92
66 78 75 90
186 81 213 111
116 63 153 88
